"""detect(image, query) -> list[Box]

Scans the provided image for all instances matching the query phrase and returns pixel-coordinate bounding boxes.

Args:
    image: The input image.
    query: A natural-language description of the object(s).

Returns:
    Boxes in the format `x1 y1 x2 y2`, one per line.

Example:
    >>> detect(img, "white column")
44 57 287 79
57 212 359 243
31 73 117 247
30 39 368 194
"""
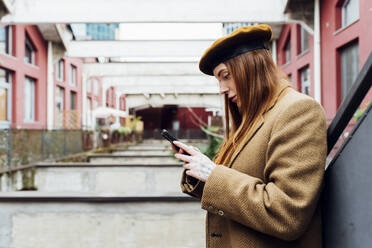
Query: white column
47 41 54 130
272 39 277 65
81 72 87 129
314 0 322 103
102 85 108 107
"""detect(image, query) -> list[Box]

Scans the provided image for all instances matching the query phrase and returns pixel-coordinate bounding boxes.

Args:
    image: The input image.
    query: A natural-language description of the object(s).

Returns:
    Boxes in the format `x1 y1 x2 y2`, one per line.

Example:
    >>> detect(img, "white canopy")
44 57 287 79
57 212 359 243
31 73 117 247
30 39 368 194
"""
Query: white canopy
92 107 127 118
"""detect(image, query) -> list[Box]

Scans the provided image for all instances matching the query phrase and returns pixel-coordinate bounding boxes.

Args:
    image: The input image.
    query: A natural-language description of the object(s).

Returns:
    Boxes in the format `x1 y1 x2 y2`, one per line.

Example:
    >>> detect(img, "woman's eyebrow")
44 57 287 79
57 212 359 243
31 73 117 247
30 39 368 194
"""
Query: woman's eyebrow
217 69 226 78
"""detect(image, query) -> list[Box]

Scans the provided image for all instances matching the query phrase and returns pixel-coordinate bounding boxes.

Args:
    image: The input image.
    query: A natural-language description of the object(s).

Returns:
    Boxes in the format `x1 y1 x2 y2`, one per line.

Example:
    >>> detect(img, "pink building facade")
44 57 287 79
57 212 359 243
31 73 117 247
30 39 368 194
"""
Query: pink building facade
105 86 117 109
54 57 83 129
0 25 47 130
119 94 127 125
320 0 372 118
277 24 314 98
86 76 103 113
277 0 372 121
0 24 85 130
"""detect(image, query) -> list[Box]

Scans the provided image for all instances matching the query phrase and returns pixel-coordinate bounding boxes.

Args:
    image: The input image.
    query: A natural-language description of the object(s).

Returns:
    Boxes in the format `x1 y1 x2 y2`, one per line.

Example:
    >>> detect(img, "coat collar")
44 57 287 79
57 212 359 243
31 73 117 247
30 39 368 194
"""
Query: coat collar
226 80 291 167
263 79 292 115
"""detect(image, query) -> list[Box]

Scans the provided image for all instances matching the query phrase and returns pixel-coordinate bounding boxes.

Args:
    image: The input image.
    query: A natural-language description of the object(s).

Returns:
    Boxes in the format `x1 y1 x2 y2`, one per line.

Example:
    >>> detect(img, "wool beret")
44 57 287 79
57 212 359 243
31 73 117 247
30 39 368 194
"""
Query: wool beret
199 24 272 76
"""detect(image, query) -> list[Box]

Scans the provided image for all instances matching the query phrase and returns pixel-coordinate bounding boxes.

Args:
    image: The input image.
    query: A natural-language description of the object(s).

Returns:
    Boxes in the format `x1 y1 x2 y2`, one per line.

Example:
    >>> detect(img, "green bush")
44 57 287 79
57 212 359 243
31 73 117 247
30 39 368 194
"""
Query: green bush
117 126 133 136
202 126 224 160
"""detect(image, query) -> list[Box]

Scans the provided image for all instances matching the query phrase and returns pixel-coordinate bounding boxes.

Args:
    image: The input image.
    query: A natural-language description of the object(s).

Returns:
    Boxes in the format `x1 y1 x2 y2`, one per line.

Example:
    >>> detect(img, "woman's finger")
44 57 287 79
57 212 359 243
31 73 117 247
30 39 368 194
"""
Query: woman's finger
186 169 203 182
171 144 178 153
171 144 184 154
183 162 193 170
173 141 196 156
175 153 192 163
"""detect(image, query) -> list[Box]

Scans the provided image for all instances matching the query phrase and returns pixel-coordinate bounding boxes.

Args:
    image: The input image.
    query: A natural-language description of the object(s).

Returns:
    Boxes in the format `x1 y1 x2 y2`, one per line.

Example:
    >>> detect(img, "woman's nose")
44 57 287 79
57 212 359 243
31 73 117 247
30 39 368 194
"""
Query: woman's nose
219 85 229 94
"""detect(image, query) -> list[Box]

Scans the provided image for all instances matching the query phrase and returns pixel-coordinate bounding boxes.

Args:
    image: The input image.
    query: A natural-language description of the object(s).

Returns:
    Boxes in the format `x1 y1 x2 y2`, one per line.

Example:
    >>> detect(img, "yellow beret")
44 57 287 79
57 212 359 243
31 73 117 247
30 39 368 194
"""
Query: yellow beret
199 24 272 75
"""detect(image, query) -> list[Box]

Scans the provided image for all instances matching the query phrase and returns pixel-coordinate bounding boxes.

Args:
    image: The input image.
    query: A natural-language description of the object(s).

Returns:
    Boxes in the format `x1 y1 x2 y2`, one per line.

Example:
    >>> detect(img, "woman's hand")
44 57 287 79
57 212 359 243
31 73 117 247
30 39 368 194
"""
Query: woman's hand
173 141 216 182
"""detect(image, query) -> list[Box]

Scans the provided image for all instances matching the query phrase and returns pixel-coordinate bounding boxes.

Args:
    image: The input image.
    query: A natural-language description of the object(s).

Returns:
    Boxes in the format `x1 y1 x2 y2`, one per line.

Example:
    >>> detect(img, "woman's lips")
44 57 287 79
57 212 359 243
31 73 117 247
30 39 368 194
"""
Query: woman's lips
231 96 237 102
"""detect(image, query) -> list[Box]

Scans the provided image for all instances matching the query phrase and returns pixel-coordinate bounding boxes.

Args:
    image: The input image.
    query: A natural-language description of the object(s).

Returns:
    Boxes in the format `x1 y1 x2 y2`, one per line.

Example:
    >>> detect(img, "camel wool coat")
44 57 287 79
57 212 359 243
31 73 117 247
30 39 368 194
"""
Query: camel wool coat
180 82 327 248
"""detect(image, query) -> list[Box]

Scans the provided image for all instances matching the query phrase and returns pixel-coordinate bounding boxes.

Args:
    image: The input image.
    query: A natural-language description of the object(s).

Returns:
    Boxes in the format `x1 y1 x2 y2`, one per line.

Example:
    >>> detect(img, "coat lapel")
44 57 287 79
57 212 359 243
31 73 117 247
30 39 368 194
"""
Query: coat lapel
227 115 264 168
226 80 291 168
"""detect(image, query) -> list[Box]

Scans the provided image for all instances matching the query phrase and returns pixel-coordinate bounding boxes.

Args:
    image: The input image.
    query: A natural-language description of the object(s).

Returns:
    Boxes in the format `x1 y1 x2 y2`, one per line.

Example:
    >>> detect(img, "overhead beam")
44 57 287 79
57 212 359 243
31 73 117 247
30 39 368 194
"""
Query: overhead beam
0 0 287 24
84 62 200 77
127 94 222 109
115 85 219 95
67 40 213 58
102 75 216 86
101 75 219 94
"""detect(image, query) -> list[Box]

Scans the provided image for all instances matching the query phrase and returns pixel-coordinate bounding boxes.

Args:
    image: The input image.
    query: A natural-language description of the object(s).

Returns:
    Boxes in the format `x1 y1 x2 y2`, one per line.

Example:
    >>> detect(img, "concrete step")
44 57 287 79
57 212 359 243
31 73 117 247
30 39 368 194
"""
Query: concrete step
1 163 186 196
112 150 171 156
140 139 171 144
127 145 170 151
87 154 177 164
0 194 204 248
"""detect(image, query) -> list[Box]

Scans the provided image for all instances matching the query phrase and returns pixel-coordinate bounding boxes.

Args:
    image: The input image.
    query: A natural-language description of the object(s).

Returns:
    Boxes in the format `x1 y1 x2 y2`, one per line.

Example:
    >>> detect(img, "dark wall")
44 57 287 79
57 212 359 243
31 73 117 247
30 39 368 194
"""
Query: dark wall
136 107 212 130
322 104 372 247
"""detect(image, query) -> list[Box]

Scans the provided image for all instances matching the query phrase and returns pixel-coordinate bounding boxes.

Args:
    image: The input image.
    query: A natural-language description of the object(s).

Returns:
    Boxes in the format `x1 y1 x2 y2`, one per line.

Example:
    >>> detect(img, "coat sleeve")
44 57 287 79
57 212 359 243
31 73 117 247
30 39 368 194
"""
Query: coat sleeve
180 169 205 199
200 98 327 241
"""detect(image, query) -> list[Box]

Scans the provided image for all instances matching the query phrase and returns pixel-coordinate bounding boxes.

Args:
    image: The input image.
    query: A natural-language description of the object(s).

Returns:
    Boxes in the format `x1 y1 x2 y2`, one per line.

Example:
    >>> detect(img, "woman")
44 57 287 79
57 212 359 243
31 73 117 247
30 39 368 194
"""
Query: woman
173 24 327 247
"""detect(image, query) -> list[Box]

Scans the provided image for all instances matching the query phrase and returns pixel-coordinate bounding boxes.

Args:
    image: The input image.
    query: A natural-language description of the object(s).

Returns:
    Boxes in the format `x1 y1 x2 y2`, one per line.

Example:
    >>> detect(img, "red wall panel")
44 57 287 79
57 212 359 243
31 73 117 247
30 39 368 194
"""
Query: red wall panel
277 24 314 97
320 0 372 119
0 25 48 129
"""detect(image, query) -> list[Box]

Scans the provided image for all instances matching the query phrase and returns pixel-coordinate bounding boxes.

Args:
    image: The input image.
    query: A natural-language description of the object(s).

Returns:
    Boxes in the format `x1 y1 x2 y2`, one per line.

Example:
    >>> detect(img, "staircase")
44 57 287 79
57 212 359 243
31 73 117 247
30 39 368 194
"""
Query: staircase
0 140 206 248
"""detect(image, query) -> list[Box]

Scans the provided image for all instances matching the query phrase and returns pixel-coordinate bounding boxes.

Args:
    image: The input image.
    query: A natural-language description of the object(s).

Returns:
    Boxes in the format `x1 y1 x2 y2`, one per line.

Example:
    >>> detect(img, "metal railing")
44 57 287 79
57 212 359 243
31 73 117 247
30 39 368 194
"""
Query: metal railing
55 110 80 129
0 128 11 169
327 51 372 155
0 129 89 170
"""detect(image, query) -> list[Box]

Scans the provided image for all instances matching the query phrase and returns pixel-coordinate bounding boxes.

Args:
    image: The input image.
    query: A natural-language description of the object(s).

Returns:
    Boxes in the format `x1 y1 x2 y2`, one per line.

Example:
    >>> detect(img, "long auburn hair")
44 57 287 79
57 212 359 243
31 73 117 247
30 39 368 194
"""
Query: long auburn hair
214 48 283 165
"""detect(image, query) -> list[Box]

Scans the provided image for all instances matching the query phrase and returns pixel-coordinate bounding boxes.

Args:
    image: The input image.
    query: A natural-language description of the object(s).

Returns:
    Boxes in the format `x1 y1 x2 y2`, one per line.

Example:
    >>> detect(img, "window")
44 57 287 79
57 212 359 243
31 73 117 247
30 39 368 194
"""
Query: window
56 86 65 111
70 65 77 86
342 0 359 27
0 25 12 55
93 79 99 96
0 68 11 125
94 100 99 109
300 26 309 54
87 79 92 93
55 86 65 128
70 91 77 110
25 35 36 64
284 37 291 64
340 41 359 101
24 77 36 122
56 59 64 82
300 66 311 96
120 96 126 111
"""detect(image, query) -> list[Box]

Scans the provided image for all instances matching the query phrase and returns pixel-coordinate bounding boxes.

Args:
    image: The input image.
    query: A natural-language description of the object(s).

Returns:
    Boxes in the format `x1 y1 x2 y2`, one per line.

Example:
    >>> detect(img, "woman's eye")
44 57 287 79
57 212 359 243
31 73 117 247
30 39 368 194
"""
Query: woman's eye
223 73 230 80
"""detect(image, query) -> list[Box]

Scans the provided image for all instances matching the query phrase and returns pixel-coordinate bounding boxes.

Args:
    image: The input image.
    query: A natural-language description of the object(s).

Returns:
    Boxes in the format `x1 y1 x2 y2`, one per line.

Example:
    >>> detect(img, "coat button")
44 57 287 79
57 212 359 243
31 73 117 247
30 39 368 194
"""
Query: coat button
218 210 224 216
208 206 214 211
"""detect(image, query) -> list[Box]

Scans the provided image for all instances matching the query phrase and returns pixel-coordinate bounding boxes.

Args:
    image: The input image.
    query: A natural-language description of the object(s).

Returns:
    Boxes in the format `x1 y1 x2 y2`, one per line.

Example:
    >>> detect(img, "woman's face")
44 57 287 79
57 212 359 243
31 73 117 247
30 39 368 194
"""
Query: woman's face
213 63 239 106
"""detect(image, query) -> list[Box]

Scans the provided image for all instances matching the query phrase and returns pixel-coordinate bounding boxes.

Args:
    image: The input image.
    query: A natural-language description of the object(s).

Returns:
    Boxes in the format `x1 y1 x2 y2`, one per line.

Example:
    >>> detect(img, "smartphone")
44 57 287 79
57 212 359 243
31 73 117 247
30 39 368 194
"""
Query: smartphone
161 129 189 155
